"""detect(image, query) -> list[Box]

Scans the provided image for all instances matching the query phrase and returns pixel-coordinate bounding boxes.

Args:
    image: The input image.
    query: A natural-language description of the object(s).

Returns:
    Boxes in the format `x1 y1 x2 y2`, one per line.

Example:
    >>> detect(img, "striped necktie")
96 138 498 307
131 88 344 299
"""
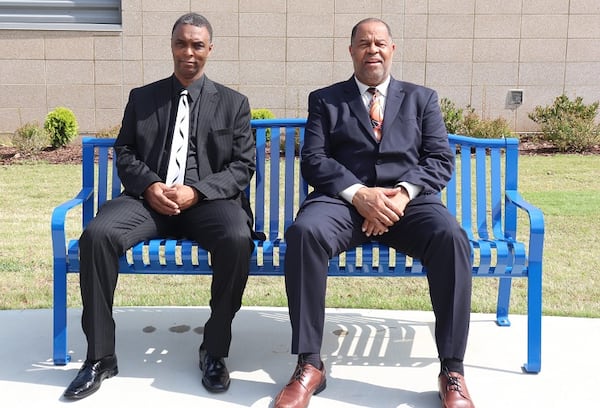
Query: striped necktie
166 89 189 185
368 87 383 142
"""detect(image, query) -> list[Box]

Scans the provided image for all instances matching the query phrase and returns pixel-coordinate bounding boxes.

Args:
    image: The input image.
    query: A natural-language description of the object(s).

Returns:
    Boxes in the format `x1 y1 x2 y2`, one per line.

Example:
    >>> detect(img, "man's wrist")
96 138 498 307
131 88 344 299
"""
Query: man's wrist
398 185 409 197
339 183 365 203
192 187 205 202
396 182 422 200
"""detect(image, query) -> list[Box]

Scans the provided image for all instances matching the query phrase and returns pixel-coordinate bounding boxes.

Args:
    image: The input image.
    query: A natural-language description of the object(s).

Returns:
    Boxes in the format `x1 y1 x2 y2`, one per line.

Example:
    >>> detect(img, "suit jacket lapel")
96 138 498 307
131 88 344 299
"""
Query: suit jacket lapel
344 78 374 137
382 78 405 141
149 78 172 172
195 76 218 178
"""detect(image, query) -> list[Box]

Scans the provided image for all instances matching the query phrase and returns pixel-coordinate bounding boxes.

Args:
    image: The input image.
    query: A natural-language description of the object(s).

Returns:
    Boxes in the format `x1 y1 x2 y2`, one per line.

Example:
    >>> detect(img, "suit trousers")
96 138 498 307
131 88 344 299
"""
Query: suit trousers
79 194 254 361
283 194 472 361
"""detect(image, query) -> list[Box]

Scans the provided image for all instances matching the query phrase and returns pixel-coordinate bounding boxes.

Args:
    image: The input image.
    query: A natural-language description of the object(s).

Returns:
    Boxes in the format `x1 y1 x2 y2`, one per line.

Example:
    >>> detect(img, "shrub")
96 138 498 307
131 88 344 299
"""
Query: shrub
44 107 78 148
251 108 276 121
12 122 48 153
440 98 468 134
251 108 276 142
538 115 599 153
528 94 600 152
440 98 513 138
96 124 121 138
462 111 513 139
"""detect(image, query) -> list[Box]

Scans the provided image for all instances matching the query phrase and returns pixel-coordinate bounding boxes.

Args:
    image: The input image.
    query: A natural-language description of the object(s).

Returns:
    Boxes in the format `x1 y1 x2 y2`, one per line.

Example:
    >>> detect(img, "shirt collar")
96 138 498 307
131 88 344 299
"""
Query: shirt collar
172 74 205 103
354 75 391 97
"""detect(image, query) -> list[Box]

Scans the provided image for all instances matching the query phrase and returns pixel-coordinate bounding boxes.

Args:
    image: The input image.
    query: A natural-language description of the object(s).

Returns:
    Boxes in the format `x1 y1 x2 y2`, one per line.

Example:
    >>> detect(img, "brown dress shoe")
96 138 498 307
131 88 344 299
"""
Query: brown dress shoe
438 369 475 408
274 361 326 408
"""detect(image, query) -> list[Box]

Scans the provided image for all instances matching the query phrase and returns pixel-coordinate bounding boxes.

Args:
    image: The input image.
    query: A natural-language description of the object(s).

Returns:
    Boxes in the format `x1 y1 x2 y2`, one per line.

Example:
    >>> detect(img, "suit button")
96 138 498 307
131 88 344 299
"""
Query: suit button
376 159 382 164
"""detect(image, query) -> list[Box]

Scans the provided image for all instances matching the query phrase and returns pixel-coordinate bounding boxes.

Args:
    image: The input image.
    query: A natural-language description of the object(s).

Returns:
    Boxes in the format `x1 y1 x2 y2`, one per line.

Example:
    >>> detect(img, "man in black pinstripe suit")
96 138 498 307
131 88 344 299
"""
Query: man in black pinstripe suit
63 13 256 400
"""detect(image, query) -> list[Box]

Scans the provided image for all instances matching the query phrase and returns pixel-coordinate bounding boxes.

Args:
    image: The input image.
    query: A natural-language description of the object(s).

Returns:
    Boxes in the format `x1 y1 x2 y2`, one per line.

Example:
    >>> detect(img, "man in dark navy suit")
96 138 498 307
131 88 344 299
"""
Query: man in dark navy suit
274 18 476 408
63 13 255 400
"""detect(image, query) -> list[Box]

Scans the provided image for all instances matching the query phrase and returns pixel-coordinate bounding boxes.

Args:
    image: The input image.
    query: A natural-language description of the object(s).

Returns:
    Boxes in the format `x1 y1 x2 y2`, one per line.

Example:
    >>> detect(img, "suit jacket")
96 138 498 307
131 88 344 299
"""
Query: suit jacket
301 76 453 205
114 75 255 201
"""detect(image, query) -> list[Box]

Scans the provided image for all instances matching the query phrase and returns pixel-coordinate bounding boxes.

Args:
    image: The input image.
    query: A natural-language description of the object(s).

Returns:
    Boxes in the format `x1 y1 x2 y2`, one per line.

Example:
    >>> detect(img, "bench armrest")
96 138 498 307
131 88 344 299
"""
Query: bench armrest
51 187 94 260
505 190 545 261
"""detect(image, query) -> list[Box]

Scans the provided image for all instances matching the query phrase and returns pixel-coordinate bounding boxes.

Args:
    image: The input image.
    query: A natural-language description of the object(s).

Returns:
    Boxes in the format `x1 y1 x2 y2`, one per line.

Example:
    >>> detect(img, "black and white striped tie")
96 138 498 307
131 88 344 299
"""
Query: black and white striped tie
166 89 189 186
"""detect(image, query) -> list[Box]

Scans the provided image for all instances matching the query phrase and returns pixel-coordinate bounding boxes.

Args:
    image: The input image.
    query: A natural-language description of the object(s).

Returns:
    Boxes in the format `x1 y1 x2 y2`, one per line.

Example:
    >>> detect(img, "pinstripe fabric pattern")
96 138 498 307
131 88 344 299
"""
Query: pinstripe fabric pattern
114 75 255 200
81 74 256 360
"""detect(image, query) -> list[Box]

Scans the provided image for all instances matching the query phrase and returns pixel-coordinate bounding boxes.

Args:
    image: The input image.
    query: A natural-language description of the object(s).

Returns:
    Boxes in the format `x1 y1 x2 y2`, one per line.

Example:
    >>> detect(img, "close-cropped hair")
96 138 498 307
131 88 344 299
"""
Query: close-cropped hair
172 13 213 41
350 17 393 43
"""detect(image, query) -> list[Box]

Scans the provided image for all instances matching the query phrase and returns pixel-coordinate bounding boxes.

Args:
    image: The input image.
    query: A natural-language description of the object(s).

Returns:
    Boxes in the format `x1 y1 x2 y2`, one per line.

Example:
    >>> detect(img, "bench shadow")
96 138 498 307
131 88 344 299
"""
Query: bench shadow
1 307 501 407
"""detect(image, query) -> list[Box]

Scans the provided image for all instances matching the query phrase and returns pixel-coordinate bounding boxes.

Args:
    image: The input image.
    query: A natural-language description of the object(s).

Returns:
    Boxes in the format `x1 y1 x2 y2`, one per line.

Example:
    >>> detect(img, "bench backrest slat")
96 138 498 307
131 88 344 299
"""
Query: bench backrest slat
252 127 267 235
459 145 474 239
268 127 281 241
504 140 520 240
475 147 489 239
490 147 504 239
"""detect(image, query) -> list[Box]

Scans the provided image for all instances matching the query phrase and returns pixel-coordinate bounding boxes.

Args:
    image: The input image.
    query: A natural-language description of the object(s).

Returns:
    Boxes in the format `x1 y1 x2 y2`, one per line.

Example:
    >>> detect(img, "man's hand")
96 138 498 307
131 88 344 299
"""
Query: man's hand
352 186 410 237
163 184 200 211
143 183 199 215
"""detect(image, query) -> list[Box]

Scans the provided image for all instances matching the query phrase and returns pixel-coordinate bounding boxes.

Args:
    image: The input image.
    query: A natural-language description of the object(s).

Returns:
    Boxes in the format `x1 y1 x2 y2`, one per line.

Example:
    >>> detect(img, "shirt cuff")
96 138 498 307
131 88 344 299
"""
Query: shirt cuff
396 182 422 200
340 182 423 203
339 183 365 203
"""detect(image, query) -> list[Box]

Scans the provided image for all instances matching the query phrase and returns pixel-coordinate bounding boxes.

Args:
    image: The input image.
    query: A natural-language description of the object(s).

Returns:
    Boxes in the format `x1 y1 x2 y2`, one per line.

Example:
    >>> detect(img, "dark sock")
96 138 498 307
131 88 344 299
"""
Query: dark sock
298 353 322 369
441 358 464 376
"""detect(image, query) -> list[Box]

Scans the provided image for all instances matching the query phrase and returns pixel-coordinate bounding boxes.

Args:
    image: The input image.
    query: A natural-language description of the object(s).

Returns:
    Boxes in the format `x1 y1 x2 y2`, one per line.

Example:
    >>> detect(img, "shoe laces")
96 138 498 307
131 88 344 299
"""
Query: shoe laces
293 363 307 381
443 367 464 393
203 353 225 375
289 362 320 389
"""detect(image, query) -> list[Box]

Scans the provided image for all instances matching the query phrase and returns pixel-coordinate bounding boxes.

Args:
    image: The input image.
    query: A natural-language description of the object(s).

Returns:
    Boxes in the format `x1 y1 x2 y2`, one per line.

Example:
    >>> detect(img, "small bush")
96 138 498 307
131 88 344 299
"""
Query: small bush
251 108 276 141
251 108 276 121
12 122 48 153
537 115 600 153
463 111 513 139
528 94 600 152
96 124 121 138
440 98 513 138
440 98 468 134
45 107 78 148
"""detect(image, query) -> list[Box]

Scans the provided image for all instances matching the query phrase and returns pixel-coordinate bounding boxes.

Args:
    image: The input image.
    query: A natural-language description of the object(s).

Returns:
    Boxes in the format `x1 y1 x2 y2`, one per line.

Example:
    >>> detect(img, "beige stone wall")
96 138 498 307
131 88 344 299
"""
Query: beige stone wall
1 0 599 134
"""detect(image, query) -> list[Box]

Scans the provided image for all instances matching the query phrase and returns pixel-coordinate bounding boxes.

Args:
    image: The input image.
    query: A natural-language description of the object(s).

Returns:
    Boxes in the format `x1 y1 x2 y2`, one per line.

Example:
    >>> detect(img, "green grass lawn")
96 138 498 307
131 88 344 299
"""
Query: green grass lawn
0 154 599 317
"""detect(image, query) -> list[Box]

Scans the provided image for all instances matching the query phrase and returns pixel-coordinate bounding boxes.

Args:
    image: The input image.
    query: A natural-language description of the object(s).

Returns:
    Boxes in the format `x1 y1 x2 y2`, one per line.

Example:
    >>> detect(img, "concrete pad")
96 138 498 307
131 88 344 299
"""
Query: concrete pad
0 306 597 407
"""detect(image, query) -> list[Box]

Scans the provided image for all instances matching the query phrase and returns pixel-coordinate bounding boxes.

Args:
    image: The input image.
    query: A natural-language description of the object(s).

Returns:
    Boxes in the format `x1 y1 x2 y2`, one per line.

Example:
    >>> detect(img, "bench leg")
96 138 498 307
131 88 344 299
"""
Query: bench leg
53 259 70 365
496 278 512 327
522 263 542 374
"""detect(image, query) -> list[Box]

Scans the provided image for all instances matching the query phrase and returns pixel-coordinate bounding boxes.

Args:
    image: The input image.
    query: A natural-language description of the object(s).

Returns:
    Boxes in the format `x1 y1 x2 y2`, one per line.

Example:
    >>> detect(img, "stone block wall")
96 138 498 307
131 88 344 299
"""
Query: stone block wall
0 0 599 133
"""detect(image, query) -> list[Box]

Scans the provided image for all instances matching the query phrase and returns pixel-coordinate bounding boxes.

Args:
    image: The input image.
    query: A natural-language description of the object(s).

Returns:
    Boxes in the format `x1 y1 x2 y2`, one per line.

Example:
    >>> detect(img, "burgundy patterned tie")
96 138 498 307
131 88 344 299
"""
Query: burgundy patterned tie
368 87 383 142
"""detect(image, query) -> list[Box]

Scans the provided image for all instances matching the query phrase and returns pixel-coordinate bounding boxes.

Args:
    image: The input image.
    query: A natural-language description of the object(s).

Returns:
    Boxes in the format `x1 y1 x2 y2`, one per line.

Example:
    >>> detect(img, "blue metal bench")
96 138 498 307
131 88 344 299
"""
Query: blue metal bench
51 118 544 373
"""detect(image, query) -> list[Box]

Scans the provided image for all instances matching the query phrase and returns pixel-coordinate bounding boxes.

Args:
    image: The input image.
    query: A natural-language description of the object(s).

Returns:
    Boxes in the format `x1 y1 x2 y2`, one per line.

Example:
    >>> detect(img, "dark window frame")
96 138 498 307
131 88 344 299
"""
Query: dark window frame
0 0 122 31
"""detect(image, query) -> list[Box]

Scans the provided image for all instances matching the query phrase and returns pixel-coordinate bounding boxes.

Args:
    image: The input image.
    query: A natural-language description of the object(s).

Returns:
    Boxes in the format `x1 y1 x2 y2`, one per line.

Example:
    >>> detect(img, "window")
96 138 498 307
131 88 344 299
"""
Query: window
0 0 121 31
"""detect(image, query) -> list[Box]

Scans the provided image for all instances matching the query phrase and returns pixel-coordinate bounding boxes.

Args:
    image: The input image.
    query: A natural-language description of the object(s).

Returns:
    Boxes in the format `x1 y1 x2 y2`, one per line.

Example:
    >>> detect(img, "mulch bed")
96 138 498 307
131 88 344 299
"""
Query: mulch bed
0 144 82 165
0 135 597 165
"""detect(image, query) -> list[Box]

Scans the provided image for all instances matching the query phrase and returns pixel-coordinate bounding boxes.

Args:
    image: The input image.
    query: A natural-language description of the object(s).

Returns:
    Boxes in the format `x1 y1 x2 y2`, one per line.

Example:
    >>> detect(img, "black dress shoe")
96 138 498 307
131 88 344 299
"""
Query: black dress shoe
199 346 230 393
63 355 118 400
